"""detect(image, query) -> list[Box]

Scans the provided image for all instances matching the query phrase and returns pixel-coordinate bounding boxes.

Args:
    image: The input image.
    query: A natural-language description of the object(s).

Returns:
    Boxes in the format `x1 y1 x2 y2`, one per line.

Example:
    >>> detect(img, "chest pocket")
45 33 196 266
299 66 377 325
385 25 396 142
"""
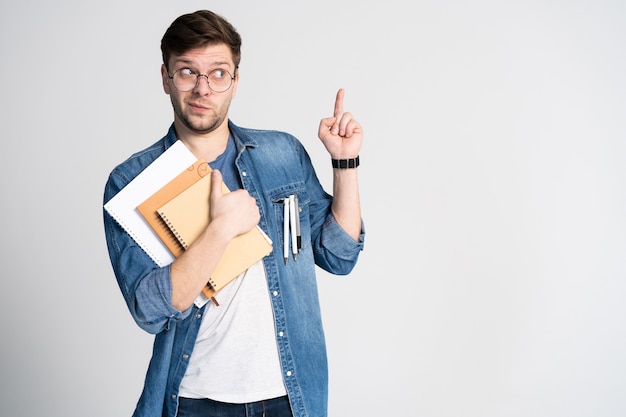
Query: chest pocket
270 184 310 257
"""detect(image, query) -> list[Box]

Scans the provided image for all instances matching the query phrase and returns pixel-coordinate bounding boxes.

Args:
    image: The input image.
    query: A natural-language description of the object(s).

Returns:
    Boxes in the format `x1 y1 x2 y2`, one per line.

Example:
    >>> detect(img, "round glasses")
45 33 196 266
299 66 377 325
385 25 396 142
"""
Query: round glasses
168 68 235 93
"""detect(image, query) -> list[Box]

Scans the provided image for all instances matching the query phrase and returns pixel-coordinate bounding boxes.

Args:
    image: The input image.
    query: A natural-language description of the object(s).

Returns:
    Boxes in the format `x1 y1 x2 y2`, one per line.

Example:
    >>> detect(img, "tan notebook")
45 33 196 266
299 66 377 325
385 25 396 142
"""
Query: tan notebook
137 159 211 258
157 171 273 297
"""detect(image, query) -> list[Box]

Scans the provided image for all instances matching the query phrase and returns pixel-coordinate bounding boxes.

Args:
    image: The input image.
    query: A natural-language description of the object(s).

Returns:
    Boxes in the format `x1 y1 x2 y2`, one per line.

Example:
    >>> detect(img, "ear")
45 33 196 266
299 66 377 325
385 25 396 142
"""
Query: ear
161 64 171 94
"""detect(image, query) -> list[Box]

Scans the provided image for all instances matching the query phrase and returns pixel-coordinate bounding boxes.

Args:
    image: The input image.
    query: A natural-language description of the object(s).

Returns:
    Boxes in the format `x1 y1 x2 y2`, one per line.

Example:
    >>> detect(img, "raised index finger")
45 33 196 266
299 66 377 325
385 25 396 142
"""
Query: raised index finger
333 88 345 117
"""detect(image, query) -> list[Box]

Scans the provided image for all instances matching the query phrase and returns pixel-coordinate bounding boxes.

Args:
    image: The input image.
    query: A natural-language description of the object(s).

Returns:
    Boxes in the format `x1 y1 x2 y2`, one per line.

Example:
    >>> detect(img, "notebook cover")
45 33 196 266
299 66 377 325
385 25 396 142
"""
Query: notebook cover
137 159 211 257
157 172 273 295
103 140 197 267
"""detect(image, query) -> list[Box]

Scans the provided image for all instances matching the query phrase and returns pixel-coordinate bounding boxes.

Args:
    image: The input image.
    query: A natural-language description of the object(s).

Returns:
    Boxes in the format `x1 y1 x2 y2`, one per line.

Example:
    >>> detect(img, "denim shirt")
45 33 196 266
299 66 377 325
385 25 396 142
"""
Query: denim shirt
103 121 365 417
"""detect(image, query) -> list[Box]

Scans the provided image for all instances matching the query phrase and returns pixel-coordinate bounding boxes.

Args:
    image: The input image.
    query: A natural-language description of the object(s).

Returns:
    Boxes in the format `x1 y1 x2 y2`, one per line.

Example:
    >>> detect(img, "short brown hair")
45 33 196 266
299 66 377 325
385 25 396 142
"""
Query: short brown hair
161 10 242 71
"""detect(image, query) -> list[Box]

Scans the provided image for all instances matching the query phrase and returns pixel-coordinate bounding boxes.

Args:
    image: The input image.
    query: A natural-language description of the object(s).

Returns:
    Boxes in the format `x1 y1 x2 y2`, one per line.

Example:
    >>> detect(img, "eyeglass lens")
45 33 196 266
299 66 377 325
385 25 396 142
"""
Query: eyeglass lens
172 68 233 92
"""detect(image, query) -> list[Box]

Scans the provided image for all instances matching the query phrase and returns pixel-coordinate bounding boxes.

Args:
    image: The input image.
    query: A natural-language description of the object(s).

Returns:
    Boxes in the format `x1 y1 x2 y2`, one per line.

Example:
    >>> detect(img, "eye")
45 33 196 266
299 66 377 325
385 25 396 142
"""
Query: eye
178 68 195 77
210 69 227 79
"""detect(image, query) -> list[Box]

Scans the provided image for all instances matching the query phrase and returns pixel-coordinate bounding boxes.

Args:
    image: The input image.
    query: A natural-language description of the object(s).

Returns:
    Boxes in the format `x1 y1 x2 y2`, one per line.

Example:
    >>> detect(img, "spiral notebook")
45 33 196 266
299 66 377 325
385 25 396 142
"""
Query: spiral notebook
136 159 211 258
157 171 273 296
103 140 197 267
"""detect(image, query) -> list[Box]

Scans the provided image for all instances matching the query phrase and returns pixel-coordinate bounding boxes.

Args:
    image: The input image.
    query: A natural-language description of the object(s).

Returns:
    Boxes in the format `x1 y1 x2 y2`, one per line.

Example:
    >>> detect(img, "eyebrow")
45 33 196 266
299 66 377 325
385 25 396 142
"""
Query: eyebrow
172 58 232 69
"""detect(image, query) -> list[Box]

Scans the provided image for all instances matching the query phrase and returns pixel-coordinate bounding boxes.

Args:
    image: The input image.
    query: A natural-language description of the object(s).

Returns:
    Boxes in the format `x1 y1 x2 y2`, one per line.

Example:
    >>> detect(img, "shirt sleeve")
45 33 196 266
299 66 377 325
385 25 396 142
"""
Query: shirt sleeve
296 141 365 275
103 171 192 334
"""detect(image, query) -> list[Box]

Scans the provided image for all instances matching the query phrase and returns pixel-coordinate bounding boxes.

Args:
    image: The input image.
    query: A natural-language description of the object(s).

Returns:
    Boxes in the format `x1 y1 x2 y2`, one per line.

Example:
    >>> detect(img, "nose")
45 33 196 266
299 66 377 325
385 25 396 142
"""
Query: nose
192 74 211 94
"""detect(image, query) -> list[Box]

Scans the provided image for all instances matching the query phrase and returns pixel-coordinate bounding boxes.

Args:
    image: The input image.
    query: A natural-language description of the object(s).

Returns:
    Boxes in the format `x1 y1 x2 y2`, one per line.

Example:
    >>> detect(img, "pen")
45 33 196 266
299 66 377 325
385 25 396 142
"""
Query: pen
294 194 301 253
283 197 290 265
289 194 298 261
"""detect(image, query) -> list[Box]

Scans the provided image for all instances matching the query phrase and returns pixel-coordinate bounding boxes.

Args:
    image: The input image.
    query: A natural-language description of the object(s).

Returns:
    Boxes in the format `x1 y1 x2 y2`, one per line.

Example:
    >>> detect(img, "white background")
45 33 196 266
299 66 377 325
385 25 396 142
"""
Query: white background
1 1 625 416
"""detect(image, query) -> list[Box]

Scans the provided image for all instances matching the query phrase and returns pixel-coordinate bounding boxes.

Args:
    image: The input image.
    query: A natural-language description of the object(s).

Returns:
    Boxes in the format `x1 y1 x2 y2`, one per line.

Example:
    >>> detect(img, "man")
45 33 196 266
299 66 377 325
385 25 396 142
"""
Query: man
103 10 364 417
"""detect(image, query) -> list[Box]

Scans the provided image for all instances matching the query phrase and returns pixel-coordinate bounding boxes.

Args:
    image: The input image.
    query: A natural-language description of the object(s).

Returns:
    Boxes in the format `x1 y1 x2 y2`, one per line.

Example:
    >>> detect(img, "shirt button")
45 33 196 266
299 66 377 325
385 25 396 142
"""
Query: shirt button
278 331 284 337
182 354 189 360
286 371 292 377
195 313 202 319
242 171 247 176
273 291 278 297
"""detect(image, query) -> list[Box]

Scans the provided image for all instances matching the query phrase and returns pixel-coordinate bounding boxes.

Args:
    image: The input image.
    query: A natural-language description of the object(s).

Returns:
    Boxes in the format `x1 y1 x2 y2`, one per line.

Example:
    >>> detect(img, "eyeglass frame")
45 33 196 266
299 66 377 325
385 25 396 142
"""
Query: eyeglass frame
167 67 237 93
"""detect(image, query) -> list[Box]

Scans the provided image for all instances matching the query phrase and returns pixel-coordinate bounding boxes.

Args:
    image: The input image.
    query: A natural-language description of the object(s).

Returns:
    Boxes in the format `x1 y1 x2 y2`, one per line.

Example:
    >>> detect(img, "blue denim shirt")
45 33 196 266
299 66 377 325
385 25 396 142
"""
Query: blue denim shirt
103 121 365 417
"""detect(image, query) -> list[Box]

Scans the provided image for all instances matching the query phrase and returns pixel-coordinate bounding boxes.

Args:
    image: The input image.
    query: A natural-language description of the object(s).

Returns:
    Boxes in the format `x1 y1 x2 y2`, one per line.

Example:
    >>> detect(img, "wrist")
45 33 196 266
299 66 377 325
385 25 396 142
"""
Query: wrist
331 155 360 169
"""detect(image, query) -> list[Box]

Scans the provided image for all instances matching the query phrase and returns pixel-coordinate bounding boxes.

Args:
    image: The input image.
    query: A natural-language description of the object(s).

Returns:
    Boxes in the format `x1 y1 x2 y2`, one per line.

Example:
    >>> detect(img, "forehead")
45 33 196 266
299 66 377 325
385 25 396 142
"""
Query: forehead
169 43 234 69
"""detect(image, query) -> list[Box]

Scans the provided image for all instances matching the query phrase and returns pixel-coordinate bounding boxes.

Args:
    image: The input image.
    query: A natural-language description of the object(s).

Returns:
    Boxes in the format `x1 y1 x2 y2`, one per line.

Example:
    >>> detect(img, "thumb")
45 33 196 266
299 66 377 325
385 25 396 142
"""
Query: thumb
210 169 223 201
319 116 337 138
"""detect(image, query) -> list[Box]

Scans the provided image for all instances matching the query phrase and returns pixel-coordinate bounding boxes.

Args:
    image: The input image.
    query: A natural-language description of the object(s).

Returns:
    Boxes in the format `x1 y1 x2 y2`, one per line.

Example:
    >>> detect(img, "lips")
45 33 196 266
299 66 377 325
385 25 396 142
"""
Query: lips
188 101 210 112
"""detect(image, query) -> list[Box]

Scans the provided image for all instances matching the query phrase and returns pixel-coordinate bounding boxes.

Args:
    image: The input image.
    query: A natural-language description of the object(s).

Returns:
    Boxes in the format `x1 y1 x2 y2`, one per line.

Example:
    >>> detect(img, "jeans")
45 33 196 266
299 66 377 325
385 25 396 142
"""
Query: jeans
177 396 293 417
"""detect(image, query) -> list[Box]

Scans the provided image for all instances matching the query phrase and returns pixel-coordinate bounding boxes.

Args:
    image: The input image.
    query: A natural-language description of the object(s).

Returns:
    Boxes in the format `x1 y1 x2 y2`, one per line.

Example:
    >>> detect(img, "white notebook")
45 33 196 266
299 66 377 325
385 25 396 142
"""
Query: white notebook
104 140 197 266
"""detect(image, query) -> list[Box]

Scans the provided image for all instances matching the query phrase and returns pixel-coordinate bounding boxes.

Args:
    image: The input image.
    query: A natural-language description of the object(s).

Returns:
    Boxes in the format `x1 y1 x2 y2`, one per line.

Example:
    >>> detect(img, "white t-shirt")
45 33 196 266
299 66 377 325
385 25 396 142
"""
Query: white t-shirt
178 260 287 403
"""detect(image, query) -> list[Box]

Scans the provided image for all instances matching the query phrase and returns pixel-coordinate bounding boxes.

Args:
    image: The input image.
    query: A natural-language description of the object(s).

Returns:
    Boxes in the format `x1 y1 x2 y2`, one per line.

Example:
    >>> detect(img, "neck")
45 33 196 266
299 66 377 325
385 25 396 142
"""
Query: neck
175 119 230 162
